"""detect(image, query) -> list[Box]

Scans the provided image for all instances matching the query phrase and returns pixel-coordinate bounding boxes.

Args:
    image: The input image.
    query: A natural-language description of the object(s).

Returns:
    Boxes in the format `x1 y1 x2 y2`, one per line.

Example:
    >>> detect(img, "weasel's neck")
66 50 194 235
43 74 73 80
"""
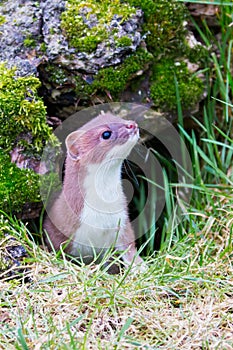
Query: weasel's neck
83 159 125 212
63 157 125 213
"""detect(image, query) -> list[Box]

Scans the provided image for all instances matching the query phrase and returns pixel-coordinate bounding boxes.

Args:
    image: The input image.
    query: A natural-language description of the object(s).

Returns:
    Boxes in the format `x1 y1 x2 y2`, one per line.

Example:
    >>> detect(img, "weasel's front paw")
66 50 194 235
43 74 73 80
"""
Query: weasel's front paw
131 260 148 273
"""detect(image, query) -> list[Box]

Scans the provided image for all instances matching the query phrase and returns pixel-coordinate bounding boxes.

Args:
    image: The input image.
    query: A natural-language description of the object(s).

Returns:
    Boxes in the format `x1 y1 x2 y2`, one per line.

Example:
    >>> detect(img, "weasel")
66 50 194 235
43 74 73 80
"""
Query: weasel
43 112 145 271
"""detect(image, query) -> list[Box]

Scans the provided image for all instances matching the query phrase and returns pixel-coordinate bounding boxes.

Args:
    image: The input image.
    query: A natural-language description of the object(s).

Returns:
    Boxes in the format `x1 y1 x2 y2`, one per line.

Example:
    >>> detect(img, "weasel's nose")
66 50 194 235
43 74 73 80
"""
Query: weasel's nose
126 121 138 130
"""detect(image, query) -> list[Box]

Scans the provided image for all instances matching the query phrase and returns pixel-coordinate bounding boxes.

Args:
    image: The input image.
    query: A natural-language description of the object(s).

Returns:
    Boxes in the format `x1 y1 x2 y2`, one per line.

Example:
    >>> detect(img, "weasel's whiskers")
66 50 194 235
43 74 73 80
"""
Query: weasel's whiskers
123 159 139 187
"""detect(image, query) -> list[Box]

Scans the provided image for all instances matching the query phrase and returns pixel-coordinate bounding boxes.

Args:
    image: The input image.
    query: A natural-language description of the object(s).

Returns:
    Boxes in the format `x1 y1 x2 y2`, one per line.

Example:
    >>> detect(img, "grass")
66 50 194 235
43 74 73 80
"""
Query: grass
1 201 233 348
1 1 233 349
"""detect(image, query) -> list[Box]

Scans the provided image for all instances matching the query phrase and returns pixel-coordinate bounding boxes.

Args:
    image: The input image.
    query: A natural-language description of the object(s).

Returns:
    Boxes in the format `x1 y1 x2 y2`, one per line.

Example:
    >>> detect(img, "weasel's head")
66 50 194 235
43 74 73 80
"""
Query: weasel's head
65 113 139 164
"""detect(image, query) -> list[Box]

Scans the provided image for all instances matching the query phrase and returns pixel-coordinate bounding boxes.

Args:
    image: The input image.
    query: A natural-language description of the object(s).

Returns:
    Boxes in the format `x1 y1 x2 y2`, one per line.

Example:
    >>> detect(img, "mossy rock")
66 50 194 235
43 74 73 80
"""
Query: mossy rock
61 0 137 53
41 48 153 113
44 0 206 113
0 0 207 114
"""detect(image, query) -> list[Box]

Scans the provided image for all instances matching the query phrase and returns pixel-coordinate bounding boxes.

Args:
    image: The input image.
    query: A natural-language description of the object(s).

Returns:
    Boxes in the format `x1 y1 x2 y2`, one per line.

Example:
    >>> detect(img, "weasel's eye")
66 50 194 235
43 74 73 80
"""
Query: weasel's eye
101 130 112 140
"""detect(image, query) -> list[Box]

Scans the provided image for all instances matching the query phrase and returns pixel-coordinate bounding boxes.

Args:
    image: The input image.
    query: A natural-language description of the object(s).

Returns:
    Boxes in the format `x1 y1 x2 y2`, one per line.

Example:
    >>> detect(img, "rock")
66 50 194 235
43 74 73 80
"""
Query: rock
10 145 48 175
186 2 219 27
0 0 43 76
0 233 31 282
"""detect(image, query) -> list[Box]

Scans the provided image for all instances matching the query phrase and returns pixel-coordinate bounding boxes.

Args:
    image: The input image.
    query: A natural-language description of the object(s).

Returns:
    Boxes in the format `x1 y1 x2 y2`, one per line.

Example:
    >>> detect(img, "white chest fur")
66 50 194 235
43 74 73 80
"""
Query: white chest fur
70 161 127 253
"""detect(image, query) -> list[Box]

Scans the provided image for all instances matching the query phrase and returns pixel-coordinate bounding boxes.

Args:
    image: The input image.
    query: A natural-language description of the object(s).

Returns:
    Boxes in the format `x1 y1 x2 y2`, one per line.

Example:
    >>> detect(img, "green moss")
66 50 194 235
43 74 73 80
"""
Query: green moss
126 0 188 56
74 75 93 101
150 59 204 111
0 64 59 214
24 36 36 48
0 150 40 213
61 0 136 52
45 64 68 85
40 42 47 53
186 43 209 64
90 49 153 97
0 63 56 153
72 49 153 99
115 36 132 47
49 28 56 35
0 15 6 26
122 0 207 111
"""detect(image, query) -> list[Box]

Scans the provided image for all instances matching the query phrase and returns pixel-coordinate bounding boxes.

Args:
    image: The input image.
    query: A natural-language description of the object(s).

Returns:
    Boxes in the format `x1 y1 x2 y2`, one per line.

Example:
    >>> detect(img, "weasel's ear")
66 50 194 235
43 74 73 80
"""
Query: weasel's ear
65 131 82 161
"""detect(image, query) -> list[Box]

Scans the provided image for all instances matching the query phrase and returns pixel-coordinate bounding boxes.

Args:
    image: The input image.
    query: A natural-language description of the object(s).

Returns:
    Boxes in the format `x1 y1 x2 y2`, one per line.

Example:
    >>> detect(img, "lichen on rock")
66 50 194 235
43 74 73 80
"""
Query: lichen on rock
0 0 43 76
60 0 138 52
42 0 143 72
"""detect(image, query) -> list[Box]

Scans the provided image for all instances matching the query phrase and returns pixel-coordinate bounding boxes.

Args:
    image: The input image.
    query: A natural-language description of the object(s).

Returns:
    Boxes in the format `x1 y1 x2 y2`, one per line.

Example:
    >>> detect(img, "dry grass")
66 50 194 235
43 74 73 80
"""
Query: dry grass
0 193 233 349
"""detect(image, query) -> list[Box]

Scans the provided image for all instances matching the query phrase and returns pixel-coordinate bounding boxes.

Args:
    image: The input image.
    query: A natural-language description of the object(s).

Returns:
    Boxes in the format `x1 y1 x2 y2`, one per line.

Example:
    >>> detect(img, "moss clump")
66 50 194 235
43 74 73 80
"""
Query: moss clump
0 15 5 26
90 49 153 97
74 75 93 102
150 59 204 110
45 64 68 86
0 63 59 214
73 49 152 100
24 36 36 48
124 0 207 110
0 63 56 153
126 0 188 56
0 150 40 213
115 36 133 48
186 43 209 64
61 0 136 52
40 42 47 53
